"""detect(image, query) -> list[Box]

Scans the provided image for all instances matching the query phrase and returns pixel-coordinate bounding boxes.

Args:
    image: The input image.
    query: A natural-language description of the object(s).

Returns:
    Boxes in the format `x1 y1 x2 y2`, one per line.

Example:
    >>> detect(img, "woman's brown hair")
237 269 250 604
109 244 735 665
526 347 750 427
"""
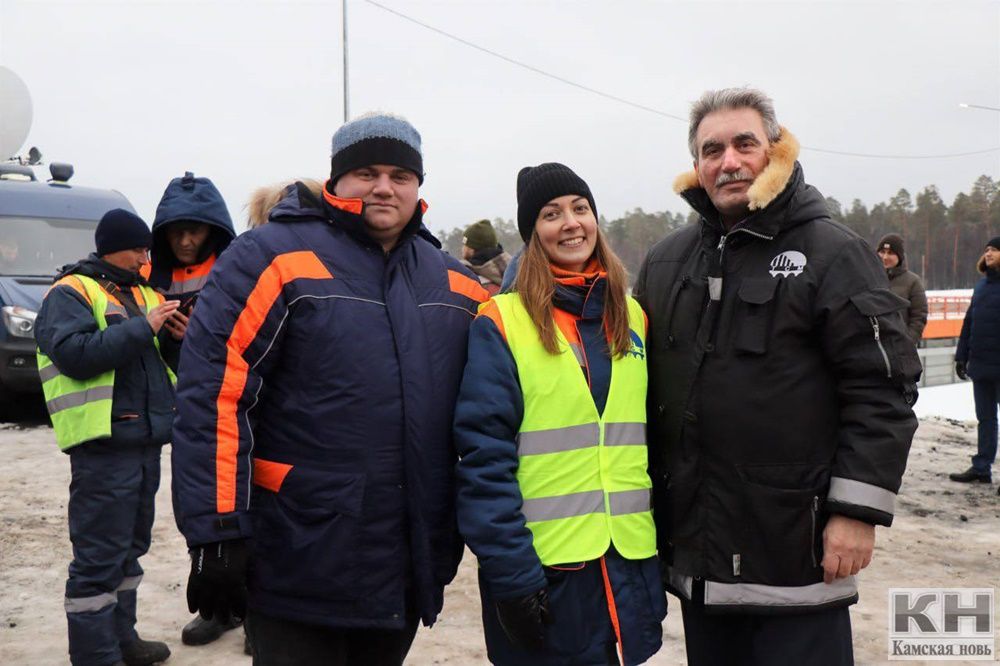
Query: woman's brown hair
513 226 632 358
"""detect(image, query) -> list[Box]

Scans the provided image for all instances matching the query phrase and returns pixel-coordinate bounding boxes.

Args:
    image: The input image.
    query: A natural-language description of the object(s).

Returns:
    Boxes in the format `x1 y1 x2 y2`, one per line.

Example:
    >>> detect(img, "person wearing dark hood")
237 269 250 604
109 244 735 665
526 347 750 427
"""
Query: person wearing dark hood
34 208 181 666
142 172 236 335
877 234 927 344
634 87 921 665
951 238 1000 489
170 113 488 666
461 219 511 295
145 172 241 646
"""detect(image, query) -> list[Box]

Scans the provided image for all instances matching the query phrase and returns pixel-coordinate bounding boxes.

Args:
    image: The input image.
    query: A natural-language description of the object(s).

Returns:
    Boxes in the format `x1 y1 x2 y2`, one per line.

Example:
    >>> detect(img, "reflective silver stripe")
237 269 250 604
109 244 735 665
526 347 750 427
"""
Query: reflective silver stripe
568 343 585 367
105 304 128 318
522 489 605 522
166 275 209 295
668 569 693 599
116 575 142 592
46 386 114 415
517 423 599 456
704 576 858 608
65 592 116 613
827 477 895 516
38 363 62 383
604 422 646 447
608 488 650 516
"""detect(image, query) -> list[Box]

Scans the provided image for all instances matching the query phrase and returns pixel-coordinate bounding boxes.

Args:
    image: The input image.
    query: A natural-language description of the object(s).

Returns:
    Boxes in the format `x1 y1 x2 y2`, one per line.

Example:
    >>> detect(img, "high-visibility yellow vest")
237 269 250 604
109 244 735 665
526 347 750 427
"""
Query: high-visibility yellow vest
491 293 655 565
37 274 177 451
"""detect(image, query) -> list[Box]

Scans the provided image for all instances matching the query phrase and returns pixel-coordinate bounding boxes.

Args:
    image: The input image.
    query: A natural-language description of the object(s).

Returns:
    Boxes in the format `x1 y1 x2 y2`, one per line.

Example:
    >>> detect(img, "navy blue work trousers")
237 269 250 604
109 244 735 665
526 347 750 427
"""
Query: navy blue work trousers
972 379 1000 474
65 442 161 666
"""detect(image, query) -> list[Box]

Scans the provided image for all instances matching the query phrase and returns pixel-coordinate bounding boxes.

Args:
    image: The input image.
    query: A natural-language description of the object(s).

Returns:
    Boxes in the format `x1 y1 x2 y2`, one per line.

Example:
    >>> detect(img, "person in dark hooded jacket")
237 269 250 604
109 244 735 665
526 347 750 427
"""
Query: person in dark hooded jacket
634 88 921 666
171 113 487 666
876 233 927 344
144 172 241 646
142 172 235 329
35 208 180 666
951 238 1000 487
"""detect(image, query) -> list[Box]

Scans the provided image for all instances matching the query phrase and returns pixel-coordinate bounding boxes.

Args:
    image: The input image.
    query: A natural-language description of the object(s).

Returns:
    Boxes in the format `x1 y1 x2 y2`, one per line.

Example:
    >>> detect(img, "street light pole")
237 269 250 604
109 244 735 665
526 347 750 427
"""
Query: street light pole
343 0 350 123
959 103 1000 112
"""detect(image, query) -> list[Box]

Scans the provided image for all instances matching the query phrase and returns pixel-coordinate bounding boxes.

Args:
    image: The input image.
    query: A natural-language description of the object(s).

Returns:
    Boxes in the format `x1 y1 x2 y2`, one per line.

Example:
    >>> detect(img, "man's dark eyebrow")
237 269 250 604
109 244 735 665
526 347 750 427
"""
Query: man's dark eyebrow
733 132 762 145
700 139 724 154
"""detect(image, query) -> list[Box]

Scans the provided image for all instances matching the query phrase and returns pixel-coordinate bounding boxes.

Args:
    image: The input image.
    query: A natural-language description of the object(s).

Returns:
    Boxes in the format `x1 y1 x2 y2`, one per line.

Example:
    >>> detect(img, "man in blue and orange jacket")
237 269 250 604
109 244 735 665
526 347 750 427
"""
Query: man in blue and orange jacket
170 113 488 666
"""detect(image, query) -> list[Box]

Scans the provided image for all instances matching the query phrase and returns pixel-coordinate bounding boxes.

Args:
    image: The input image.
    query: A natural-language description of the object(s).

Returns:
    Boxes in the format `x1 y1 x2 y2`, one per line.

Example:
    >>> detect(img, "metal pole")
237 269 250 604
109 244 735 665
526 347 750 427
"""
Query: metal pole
343 0 350 123
959 103 1000 112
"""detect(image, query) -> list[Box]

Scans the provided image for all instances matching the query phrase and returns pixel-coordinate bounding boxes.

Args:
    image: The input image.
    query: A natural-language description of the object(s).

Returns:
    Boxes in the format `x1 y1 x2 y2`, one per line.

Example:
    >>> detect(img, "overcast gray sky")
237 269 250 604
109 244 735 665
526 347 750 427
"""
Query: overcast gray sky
2 0 998 234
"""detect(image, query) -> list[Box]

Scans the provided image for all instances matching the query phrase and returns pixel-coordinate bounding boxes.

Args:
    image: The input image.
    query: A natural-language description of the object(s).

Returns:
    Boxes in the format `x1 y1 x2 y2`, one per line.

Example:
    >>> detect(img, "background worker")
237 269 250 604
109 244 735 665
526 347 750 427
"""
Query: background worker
951 237 1000 489
34 208 180 666
877 233 928 344
147 172 240 646
455 163 666 665
460 218 511 295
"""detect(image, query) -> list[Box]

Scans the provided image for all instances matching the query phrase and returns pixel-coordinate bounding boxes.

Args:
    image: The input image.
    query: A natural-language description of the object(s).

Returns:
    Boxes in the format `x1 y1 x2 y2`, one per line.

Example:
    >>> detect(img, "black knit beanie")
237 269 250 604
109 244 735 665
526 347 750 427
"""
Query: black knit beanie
516 163 596 242
987 236 1000 251
95 208 152 256
878 233 905 266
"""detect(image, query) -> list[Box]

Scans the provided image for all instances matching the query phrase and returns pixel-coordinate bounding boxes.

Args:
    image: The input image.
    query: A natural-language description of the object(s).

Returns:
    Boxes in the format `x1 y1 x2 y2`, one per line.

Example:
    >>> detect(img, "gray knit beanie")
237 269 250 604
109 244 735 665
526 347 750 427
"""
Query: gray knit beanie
330 113 423 185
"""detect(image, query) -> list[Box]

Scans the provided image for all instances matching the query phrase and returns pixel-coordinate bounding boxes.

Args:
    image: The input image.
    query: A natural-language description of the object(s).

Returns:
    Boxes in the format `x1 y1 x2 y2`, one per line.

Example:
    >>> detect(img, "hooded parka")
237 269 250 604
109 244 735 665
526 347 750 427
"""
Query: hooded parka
634 129 921 615
144 172 236 303
171 181 487 630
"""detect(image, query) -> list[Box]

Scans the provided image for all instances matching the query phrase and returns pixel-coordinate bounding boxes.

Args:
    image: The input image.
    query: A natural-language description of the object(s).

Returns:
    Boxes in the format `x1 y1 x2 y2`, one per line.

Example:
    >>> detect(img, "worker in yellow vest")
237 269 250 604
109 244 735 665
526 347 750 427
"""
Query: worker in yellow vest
34 208 181 666
454 164 667 665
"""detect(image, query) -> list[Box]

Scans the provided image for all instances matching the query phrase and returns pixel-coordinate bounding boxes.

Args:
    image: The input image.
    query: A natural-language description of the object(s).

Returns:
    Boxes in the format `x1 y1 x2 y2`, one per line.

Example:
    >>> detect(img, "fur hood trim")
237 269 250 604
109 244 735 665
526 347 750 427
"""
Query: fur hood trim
246 178 324 228
672 127 800 212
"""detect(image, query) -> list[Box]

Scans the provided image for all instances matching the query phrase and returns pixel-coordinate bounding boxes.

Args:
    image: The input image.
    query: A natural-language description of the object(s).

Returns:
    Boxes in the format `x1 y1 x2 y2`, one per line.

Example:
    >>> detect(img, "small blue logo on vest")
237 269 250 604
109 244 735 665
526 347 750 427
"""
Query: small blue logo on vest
627 330 645 360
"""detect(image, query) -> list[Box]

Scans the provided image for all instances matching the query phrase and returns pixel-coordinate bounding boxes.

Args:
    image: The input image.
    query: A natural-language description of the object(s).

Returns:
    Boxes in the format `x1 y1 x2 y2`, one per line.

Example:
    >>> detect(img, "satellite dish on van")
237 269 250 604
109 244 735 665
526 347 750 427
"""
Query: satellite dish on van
0 67 33 161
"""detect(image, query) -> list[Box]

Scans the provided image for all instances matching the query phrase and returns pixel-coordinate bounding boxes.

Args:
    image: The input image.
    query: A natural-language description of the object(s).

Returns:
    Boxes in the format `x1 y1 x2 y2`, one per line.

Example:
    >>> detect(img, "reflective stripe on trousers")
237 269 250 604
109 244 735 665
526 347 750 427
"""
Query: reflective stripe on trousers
65 575 143 613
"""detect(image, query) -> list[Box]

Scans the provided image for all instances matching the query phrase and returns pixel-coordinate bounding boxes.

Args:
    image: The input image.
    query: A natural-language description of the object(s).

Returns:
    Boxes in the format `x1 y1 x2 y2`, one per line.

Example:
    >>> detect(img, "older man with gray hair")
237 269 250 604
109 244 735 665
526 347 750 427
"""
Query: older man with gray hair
634 87 921 665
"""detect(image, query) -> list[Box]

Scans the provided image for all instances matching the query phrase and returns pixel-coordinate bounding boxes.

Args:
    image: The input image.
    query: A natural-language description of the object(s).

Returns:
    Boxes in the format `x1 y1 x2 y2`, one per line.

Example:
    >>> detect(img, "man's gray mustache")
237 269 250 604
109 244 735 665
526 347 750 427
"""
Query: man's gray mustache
716 171 754 187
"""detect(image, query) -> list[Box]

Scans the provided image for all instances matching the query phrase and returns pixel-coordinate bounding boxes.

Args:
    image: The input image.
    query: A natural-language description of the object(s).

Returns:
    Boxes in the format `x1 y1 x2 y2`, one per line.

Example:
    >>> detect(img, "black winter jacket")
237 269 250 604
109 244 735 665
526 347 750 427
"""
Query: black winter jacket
35 255 179 449
634 132 920 614
956 269 1000 380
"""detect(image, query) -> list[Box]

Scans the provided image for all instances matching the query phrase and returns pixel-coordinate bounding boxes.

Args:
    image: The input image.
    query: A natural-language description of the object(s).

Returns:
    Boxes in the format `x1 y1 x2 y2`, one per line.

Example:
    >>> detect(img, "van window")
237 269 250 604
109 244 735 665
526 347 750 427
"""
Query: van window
0 217 98 277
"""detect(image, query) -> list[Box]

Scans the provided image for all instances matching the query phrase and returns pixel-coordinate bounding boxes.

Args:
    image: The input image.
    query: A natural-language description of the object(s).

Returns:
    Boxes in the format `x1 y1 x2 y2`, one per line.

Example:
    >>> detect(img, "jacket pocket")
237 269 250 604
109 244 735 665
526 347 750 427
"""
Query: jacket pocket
735 462 829 585
541 564 598 656
733 278 778 354
251 463 366 601
662 276 707 350
848 289 921 384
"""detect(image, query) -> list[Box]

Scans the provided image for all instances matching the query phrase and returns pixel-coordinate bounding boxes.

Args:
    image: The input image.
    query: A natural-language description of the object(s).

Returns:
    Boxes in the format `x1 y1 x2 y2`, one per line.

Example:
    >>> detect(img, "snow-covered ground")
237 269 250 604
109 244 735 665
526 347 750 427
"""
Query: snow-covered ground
914 381 977 422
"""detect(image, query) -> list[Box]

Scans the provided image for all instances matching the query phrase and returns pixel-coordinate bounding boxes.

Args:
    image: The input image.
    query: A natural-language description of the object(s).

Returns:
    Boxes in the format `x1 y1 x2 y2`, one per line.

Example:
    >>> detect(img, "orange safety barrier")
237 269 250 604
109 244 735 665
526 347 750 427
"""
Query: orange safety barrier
923 291 972 339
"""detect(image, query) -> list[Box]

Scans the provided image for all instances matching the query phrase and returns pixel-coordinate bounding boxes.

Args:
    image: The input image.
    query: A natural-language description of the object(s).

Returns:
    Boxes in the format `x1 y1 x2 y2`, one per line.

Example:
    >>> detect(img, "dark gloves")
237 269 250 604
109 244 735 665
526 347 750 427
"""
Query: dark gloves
187 539 249 622
956 361 968 381
495 588 552 651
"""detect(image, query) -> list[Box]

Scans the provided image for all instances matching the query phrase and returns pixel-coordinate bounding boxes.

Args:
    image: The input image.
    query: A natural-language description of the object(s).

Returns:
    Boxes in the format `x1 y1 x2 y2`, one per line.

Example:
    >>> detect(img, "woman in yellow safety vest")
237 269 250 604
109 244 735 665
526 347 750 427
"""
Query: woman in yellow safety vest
454 163 666 665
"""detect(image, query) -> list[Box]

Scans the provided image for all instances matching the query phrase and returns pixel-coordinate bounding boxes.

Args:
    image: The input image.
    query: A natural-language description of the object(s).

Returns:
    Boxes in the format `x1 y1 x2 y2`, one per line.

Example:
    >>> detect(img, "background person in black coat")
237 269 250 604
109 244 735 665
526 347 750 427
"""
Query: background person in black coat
951 237 1000 488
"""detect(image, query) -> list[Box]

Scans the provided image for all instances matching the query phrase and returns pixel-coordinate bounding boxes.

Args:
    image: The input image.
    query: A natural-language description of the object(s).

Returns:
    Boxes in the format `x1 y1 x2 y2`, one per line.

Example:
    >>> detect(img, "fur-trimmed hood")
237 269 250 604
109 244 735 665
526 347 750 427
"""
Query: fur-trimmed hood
245 178 324 229
673 127 800 212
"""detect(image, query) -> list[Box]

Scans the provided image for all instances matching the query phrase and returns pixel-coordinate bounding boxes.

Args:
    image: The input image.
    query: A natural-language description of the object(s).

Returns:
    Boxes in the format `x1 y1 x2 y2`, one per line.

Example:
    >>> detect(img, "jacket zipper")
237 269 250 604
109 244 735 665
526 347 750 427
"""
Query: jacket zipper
664 275 690 348
869 315 892 379
810 495 819 568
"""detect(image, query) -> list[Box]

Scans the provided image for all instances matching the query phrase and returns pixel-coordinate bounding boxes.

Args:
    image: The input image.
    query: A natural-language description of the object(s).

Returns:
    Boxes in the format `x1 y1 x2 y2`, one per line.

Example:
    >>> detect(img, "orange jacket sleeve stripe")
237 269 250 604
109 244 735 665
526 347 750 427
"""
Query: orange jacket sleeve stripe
448 270 490 304
215 251 333 513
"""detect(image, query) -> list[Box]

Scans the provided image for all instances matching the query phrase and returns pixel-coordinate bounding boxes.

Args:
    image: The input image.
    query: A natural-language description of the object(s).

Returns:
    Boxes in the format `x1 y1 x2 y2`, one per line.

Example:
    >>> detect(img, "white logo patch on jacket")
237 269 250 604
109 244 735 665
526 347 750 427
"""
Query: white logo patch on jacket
769 251 807 278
